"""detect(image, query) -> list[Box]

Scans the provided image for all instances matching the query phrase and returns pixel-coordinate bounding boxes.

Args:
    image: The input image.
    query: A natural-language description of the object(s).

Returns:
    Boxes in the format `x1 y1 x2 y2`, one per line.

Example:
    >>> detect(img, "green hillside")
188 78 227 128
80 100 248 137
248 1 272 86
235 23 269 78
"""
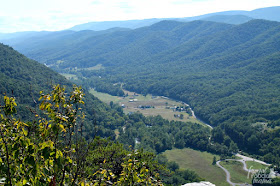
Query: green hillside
7 20 233 68
0 43 217 185
0 43 70 120
0 43 130 140
13 19 279 128
2 19 280 164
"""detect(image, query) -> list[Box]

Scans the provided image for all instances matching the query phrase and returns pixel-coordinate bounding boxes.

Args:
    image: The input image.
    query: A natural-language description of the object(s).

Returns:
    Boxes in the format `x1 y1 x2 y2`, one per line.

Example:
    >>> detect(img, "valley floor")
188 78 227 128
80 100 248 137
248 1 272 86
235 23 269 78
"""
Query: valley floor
163 148 228 186
89 88 276 186
89 88 208 127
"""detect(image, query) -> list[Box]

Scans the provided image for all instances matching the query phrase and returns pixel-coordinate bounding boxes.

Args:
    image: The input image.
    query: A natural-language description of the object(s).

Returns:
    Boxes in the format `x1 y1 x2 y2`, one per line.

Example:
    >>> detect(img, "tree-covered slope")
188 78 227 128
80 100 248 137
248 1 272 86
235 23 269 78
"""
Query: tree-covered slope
112 19 280 126
0 43 70 118
0 43 220 180
2 19 280 163
5 20 234 69
0 43 129 139
4 19 280 128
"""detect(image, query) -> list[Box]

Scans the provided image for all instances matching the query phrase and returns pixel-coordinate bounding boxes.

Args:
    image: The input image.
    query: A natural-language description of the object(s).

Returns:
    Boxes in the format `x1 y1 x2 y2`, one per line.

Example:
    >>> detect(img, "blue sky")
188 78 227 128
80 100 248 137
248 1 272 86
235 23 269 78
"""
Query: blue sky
0 0 280 33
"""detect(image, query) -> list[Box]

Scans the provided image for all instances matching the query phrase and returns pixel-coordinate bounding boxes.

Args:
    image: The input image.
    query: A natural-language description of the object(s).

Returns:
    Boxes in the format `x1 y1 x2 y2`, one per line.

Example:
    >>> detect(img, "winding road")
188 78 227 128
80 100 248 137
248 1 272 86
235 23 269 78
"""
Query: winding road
216 160 236 186
216 154 272 186
180 97 272 186
121 90 274 185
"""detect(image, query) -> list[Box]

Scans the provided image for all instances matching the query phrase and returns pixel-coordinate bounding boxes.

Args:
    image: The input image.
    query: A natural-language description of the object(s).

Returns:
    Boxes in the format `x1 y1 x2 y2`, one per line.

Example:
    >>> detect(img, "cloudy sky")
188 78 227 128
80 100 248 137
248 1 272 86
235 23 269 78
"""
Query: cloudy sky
0 0 279 33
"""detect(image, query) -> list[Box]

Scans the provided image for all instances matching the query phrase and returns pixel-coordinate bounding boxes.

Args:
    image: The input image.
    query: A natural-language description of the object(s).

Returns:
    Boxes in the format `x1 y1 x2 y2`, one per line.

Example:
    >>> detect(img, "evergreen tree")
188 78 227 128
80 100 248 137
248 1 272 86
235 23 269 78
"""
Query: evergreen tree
212 156 217 165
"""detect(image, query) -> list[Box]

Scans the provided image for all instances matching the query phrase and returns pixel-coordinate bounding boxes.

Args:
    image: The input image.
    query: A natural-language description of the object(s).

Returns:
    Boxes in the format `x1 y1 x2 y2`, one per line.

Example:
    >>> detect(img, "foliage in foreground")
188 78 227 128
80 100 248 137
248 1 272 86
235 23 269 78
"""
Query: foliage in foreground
0 84 162 185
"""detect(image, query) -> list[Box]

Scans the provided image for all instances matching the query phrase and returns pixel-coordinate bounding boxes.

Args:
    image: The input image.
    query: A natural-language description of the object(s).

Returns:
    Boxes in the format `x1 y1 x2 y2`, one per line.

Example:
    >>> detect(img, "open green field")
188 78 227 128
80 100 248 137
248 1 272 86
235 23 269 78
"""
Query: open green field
60 73 78 80
89 89 121 103
89 89 207 127
79 64 104 71
61 65 104 79
163 148 228 186
220 161 251 184
246 161 269 170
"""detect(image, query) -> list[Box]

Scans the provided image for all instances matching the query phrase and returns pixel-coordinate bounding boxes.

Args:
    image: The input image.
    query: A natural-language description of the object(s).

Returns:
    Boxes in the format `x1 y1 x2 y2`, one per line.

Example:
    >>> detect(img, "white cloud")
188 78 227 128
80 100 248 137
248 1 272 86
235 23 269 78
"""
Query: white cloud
0 0 280 32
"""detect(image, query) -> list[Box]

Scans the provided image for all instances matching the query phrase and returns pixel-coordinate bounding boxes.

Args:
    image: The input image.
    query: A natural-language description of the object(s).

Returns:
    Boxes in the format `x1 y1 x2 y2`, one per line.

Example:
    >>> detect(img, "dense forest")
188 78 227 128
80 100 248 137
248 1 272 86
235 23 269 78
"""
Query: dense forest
0 84 164 185
1 43 217 185
0 43 128 140
1 16 280 185
5 19 280 165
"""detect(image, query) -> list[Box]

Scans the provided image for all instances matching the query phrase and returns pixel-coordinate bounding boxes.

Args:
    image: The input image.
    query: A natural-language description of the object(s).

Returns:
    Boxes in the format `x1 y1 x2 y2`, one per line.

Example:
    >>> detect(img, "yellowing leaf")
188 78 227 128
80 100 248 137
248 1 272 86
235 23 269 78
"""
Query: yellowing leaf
23 179 28 185
59 124 66 132
22 128 28 136
56 150 63 158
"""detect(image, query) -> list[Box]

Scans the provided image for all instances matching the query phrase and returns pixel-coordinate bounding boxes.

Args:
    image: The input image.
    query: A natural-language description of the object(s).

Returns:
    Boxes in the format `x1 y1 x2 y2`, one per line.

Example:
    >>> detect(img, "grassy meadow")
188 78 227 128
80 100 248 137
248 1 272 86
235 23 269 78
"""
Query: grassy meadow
220 161 251 184
61 73 78 80
89 89 207 126
246 161 269 170
163 148 228 186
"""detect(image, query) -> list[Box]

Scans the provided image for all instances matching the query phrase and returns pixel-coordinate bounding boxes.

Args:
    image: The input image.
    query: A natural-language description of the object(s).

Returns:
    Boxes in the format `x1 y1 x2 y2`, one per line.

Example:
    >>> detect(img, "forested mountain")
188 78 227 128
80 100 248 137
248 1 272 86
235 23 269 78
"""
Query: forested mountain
68 6 279 31
1 42 217 185
1 6 278 46
69 18 163 31
201 15 253 24
0 43 69 118
242 6 280 21
182 6 280 22
0 43 132 139
4 18 280 164
4 20 234 67
0 31 47 40
4 20 280 126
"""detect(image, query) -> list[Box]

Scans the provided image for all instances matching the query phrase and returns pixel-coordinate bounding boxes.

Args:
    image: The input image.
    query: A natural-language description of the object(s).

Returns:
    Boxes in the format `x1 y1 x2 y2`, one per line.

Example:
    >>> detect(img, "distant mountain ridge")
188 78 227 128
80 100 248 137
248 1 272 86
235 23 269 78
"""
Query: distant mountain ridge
0 6 278 42
5 19 280 128
69 6 280 31
201 15 253 25
4 20 234 67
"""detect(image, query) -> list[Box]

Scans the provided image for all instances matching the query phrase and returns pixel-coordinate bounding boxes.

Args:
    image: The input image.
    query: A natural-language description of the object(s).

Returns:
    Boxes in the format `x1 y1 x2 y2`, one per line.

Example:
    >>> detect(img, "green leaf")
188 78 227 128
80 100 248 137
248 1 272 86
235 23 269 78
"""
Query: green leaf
23 179 28 185
26 156 35 167
22 127 28 136
42 147 51 159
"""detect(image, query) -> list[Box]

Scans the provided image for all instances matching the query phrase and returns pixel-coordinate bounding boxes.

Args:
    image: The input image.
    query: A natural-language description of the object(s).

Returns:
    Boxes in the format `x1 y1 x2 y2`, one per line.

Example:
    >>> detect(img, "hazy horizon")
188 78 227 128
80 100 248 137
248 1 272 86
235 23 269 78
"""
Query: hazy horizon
1 0 280 33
